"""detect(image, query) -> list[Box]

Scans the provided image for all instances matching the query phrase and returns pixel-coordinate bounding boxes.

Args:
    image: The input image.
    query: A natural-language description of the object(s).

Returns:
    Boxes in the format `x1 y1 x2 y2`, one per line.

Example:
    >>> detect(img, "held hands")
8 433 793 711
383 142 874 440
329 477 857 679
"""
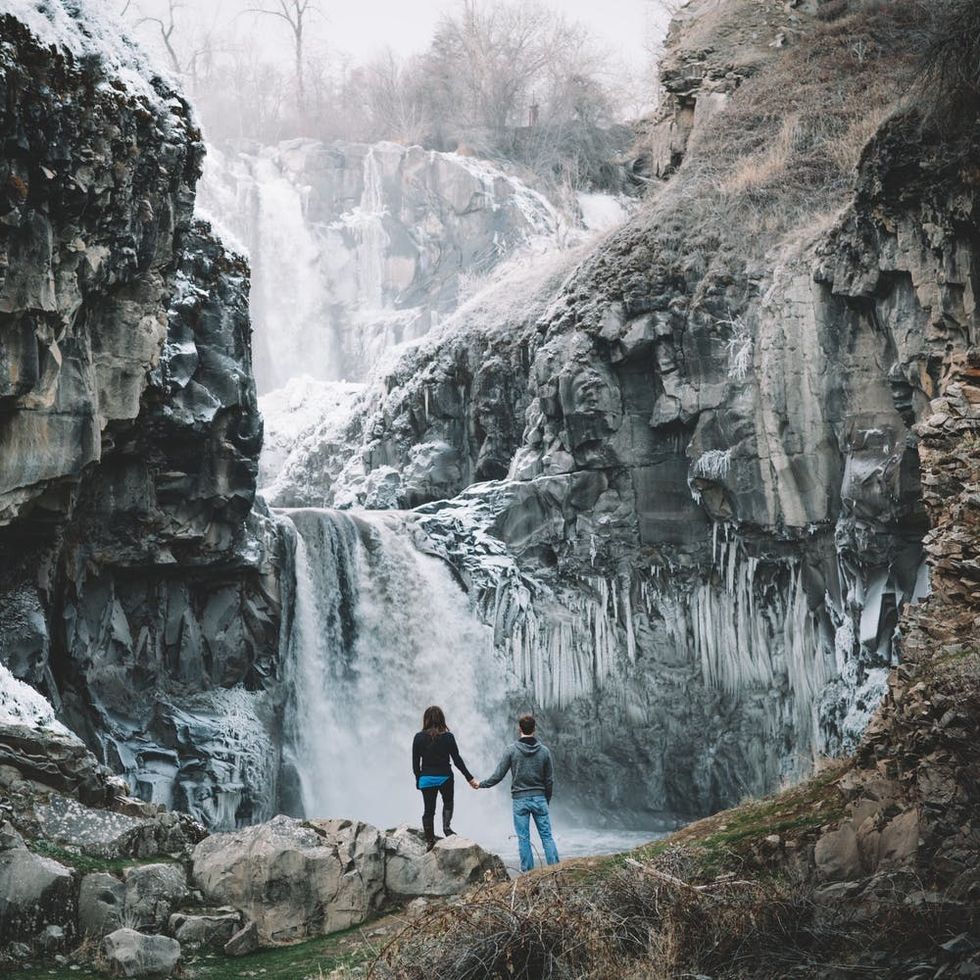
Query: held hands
468 778 480 790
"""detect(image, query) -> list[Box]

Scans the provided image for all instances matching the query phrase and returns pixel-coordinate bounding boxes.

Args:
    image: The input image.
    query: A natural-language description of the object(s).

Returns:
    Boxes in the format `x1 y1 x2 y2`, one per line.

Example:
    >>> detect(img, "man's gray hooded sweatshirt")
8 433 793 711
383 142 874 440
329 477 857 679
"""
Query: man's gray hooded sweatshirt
481 736 554 801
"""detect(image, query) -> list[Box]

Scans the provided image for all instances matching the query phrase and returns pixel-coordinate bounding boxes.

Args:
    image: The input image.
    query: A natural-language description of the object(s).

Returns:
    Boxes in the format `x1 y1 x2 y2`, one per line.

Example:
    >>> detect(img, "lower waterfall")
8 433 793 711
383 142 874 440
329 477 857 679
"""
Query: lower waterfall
277 508 508 836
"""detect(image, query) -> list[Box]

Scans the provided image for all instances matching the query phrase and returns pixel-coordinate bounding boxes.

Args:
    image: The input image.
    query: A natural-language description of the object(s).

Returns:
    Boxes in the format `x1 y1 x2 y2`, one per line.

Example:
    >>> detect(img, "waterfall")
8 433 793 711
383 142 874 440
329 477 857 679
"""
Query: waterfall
278 508 508 833
198 144 337 391
197 139 578 390
350 146 388 311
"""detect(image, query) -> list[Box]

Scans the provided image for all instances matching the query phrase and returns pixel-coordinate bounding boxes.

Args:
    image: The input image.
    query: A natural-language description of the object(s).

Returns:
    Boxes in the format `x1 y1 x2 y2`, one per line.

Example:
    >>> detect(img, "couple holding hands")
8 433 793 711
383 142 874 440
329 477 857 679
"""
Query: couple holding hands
411 705 560 873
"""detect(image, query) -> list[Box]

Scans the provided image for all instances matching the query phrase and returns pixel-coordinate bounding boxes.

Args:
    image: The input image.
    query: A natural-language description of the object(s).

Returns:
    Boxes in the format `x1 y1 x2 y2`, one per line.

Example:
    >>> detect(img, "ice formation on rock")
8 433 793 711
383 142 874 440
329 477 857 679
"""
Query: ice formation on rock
0 661 70 736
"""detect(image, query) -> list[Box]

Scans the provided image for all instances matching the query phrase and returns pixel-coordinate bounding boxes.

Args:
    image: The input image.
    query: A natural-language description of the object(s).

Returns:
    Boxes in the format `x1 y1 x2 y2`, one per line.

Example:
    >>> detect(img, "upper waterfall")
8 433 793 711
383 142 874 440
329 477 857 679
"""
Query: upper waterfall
198 139 567 391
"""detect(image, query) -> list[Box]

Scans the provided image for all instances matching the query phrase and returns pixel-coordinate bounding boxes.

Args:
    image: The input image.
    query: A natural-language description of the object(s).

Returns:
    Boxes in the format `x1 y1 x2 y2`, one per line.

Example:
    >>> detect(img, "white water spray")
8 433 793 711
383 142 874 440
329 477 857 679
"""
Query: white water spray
279 508 509 835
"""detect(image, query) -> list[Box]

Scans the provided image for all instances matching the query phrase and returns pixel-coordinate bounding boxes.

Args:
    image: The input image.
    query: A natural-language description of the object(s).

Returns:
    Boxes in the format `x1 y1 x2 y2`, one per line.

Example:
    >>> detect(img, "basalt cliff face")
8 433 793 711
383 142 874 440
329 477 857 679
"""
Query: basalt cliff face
0 0 976 847
0 7 283 828
278 0 974 821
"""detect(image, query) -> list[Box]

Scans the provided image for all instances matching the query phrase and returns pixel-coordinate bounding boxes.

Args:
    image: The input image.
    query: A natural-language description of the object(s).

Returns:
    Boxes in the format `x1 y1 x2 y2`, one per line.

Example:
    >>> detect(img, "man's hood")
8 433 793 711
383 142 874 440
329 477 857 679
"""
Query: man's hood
516 737 540 755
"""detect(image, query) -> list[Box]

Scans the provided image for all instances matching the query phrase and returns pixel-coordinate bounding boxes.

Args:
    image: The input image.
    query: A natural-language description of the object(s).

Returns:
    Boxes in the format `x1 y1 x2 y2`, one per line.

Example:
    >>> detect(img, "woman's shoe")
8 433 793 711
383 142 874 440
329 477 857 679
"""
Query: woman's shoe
423 817 436 852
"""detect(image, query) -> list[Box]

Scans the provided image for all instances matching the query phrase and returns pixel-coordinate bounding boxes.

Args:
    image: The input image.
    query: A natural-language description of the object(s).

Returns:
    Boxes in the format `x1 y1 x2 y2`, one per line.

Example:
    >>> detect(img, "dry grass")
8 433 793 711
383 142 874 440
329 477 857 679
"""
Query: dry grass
574 0 928 333
682 1 922 240
370 843 970 980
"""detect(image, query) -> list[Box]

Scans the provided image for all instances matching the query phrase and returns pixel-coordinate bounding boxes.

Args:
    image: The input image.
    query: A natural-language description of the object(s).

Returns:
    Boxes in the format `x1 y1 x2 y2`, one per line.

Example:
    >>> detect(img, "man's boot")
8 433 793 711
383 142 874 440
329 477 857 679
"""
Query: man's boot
442 808 455 838
423 816 436 852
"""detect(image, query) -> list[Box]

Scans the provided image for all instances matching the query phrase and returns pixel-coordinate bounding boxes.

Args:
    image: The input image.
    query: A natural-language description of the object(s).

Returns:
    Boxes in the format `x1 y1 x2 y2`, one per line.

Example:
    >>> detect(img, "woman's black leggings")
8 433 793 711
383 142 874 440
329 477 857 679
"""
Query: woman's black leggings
421 779 454 828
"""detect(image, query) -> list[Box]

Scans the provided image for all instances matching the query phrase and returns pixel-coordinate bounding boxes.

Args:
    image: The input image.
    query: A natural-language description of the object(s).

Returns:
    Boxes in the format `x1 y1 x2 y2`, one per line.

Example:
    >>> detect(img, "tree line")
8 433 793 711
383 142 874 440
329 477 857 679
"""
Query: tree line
122 0 652 190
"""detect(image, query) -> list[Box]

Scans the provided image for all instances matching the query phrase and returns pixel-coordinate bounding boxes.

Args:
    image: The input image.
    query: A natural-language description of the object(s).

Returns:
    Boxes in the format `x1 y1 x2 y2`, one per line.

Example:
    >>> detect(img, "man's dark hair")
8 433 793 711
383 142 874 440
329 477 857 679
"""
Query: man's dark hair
518 714 536 735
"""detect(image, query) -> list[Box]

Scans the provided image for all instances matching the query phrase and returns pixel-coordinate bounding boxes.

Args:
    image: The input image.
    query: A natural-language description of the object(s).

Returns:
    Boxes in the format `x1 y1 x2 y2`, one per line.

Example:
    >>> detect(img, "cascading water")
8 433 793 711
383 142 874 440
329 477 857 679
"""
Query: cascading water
198 144 336 391
197 139 572 388
278 507 510 837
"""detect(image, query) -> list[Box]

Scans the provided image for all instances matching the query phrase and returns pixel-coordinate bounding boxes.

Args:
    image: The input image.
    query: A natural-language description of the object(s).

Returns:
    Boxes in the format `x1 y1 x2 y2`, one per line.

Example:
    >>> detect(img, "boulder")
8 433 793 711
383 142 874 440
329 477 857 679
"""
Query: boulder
223 920 259 957
878 809 920 869
167 908 241 949
191 815 385 944
123 864 189 931
79 872 126 937
103 929 181 978
384 827 507 897
0 824 75 942
815 823 862 882
0 721 114 806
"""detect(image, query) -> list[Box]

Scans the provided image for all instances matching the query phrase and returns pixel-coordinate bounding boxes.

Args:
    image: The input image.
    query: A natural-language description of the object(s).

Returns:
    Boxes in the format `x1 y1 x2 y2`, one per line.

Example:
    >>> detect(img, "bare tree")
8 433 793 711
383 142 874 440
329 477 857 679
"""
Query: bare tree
426 1 569 140
137 0 183 74
361 50 429 145
245 0 321 109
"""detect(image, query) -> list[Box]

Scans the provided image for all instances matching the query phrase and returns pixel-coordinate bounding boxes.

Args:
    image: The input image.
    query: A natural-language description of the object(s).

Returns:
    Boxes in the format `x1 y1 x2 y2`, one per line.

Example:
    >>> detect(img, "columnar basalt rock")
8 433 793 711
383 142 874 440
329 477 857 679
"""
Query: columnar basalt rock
0 5 284 829
298 74 975 821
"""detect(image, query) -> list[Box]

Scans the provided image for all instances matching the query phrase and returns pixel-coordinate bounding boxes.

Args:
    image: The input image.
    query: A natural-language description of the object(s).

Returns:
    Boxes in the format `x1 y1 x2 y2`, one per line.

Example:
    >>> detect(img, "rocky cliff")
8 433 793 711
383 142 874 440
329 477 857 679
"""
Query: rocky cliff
0 4 282 829
270 0 972 823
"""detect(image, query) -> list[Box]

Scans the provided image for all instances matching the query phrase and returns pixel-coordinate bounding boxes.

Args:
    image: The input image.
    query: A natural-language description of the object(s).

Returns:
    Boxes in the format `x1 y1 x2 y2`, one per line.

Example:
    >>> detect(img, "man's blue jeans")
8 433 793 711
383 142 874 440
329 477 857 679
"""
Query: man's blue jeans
512 795 559 872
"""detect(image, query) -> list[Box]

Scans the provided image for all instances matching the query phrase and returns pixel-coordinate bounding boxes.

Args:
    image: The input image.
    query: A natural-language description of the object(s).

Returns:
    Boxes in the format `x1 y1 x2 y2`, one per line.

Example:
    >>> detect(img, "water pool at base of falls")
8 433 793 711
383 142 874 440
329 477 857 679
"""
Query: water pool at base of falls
484 827 669 869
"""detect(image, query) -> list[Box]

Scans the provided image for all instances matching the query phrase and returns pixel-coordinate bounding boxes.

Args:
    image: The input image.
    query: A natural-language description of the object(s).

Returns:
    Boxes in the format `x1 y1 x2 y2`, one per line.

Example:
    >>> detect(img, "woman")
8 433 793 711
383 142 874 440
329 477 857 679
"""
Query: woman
412 705 477 851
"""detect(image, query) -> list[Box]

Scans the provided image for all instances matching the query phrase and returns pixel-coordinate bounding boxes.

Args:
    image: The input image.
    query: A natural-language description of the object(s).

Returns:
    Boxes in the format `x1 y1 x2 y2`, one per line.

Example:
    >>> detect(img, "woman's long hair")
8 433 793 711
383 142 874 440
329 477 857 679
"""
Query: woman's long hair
422 705 448 738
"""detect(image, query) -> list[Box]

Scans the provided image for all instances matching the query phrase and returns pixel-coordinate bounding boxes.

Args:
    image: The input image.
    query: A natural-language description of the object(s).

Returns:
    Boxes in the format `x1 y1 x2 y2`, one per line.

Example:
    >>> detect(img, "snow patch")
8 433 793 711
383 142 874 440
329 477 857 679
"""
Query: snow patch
0 661 70 736
3 0 171 106
576 192 632 232
259 376 367 504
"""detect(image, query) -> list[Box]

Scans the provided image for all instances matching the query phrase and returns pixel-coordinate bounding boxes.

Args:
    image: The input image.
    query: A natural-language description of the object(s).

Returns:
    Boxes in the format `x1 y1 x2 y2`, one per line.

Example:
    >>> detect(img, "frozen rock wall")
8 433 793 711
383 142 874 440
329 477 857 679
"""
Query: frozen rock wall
270 6 974 822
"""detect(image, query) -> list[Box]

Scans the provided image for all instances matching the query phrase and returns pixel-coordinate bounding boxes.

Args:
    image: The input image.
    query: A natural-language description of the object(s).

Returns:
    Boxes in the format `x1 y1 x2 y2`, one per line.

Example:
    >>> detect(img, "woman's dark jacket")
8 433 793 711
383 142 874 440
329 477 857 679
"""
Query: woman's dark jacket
412 730 474 785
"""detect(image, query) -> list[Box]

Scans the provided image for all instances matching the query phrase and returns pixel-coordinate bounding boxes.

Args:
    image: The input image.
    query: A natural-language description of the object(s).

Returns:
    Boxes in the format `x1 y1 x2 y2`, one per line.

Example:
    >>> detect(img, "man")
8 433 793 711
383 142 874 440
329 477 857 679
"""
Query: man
470 713 559 872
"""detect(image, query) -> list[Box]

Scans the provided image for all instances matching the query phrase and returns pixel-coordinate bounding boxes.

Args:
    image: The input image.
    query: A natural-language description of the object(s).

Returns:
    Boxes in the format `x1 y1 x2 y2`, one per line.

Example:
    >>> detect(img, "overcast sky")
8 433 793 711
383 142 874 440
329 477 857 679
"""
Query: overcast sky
126 0 663 73
324 0 654 67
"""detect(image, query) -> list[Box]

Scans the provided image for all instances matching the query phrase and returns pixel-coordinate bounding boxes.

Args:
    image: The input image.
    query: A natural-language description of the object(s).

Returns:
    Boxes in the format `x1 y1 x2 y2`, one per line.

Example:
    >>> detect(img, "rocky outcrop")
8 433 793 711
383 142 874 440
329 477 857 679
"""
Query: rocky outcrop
103 928 181 978
385 826 508 898
191 815 387 944
191 815 506 945
0 3 285 828
200 138 562 389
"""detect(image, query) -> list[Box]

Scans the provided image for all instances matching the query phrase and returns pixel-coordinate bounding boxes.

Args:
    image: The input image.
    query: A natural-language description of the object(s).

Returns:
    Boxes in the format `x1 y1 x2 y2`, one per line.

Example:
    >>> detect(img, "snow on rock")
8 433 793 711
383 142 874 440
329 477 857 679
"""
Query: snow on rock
2 0 172 106
576 192 633 232
259 377 368 507
0 661 70 736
